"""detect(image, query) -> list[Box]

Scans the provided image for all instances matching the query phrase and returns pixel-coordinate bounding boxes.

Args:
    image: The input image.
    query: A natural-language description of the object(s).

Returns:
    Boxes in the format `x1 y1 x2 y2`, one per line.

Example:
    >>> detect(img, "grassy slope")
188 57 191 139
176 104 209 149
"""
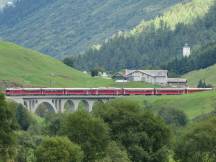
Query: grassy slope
0 41 156 88
183 64 216 87
125 91 216 120
0 41 113 87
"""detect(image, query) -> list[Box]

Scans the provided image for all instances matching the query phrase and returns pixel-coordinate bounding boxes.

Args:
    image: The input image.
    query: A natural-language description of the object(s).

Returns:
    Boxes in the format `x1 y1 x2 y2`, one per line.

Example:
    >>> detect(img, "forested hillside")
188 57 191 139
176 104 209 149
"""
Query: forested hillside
165 43 216 76
0 0 181 58
73 0 216 72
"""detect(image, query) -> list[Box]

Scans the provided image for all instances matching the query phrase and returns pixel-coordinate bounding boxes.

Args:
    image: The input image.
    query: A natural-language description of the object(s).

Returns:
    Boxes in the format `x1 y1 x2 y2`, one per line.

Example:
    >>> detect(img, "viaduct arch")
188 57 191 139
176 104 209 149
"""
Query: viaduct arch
8 96 113 114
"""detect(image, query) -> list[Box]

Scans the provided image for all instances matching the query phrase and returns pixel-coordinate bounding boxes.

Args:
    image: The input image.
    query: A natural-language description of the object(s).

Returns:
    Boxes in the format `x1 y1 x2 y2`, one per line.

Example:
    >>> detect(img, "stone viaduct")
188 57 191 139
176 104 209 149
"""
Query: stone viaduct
8 95 117 113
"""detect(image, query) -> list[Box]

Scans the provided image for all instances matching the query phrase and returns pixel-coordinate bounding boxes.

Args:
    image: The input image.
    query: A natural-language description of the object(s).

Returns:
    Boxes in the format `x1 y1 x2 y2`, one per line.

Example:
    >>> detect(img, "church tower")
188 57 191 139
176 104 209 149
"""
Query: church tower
183 43 191 57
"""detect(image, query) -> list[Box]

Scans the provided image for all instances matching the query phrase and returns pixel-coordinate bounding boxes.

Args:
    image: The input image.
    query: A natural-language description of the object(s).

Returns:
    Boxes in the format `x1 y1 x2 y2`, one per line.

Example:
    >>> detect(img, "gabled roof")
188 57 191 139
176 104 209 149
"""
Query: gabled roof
167 78 187 83
112 72 125 77
125 69 168 77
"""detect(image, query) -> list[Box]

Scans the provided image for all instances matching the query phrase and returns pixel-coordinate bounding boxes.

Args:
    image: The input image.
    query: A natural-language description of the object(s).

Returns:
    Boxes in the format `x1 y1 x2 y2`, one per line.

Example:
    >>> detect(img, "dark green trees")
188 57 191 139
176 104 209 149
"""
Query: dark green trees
197 80 212 88
175 117 216 162
93 100 171 162
16 104 33 131
35 136 84 162
61 111 110 162
73 1 216 72
63 57 75 68
0 94 17 161
158 108 188 127
166 43 216 76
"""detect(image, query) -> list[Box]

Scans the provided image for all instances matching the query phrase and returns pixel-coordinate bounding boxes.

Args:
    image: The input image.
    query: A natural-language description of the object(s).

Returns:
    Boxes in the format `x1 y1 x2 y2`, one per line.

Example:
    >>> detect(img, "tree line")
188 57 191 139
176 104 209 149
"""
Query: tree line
0 93 216 162
164 42 216 76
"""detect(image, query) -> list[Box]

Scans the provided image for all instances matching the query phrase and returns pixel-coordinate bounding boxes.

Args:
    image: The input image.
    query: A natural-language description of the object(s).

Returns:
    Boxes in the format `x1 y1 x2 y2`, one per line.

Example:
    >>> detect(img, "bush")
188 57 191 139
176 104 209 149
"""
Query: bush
158 108 188 127
61 111 110 161
96 141 131 162
16 104 33 131
93 99 171 162
35 136 83 162
16 131 43 162
0 94 17 161
175 117 216 162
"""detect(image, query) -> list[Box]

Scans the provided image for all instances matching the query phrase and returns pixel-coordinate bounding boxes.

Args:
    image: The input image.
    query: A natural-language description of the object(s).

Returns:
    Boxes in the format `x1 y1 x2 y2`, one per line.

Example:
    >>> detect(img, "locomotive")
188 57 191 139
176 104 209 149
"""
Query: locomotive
5 87 212 96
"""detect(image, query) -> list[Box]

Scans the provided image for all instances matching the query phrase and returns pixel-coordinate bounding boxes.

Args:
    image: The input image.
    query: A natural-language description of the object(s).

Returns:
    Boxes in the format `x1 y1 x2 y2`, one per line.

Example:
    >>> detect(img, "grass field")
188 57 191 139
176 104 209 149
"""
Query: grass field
124 91 216 120
183 64 216 87
0 41 155 88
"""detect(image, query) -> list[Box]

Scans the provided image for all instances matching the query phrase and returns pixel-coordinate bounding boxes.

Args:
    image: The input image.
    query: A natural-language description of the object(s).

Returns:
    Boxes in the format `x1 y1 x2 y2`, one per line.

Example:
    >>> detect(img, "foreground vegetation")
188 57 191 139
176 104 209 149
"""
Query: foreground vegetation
1 90 216 162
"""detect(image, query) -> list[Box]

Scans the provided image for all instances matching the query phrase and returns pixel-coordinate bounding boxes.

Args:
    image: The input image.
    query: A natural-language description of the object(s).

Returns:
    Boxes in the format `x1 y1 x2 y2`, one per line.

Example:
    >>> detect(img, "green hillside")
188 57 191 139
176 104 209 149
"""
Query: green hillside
126 91 216 120
0 0 181 58
0 41 114 88
183 64 216 87
0 41 157 88
74 0 216 71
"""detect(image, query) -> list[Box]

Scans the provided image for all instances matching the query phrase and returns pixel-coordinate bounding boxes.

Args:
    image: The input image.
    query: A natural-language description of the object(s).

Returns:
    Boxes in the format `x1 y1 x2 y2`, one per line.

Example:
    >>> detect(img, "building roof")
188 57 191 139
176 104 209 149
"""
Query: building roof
125 70 168 77
167 78 187 83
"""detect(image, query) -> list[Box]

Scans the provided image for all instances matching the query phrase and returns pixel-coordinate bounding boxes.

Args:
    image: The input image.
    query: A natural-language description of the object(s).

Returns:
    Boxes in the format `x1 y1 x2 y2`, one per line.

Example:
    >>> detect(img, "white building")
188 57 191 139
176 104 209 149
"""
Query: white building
183 43 191 57
125 70 168 85
112 69 187 87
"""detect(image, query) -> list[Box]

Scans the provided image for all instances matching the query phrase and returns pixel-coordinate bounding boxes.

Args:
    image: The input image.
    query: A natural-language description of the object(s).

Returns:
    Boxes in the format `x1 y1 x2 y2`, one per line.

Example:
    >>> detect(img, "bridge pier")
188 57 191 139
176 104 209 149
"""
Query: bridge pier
87 100 95 112
8 96 115 114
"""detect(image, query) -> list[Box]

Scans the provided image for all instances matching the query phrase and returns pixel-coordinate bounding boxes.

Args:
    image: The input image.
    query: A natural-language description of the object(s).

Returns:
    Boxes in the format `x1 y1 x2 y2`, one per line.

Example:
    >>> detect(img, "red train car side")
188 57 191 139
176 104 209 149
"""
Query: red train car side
5 88 213 96
155 88 186 95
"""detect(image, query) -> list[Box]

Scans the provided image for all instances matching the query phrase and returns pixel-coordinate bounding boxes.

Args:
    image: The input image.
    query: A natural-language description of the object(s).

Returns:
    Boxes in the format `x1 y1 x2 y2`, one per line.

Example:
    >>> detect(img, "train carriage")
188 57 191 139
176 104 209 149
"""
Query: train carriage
41 88 65 95
155 88 186 95
65 88 90 95
5 87 213 96
96 88 122 95
124 88 155 95
186 88 212 94
6 88 42 96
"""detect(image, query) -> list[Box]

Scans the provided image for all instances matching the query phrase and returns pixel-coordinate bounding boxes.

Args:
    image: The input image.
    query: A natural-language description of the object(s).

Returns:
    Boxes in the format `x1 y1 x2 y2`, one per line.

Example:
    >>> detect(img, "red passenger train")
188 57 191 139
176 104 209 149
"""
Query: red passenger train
5 88 212 96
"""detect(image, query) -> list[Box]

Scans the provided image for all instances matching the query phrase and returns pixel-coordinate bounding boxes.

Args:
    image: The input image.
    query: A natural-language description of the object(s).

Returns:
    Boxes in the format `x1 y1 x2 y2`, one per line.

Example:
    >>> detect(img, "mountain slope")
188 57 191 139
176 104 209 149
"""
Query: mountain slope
0 41 114 88
183 64 216 87
74 0 216 71
128 91 216 120
0 41 158 88
0 0 182 58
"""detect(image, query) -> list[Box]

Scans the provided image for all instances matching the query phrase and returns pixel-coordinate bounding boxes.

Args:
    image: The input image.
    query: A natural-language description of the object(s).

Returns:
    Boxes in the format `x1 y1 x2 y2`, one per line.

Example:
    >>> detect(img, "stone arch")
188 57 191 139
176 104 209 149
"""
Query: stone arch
64 100 78 112
33 100 57 114
78 100 95 112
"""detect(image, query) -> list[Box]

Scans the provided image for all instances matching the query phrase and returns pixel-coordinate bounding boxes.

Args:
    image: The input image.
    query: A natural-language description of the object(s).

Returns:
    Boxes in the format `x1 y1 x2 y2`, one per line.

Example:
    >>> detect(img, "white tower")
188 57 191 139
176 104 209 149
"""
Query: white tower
183 43 191 57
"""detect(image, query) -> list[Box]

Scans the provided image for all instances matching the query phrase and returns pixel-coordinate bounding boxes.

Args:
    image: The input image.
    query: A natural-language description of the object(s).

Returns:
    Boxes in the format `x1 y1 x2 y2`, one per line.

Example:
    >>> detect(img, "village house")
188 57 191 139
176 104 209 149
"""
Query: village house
112 69 187 87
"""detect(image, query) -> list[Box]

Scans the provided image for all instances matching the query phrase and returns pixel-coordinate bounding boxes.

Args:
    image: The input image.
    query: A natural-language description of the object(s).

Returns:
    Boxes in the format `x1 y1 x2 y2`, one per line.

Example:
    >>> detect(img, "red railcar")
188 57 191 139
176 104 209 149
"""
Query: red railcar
155 88 186 95
186 88 212 94
97 88 123 95
5 87 213 96
65 88 89 95
124 88 155 95
42 88 65 95
6 88 42 96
